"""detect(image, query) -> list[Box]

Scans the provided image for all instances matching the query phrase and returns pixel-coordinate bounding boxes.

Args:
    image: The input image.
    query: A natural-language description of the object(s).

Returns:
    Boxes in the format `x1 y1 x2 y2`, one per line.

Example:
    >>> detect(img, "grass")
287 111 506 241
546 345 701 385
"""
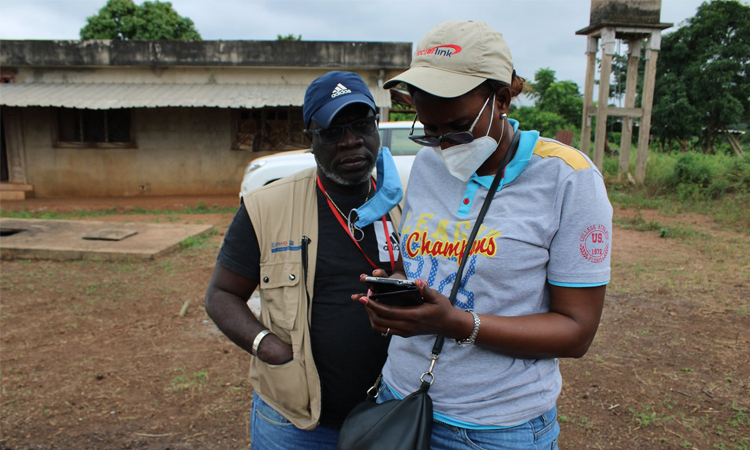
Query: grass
179 228 219 250
602 147 750 233
170 367 209 391
581 162 749 449
621 392 750 449
0 199 237 219
729 402 749 428
630 406 660 427
614 215 711 240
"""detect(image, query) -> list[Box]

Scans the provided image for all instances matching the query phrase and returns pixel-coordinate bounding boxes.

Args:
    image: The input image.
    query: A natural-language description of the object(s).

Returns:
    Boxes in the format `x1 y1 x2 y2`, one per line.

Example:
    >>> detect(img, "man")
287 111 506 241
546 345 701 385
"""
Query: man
205 71 403 449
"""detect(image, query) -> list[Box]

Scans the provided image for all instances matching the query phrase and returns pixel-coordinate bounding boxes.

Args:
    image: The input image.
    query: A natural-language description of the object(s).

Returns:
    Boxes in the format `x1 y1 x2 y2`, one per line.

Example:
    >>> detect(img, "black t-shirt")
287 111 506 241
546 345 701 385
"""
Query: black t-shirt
218 189 393 428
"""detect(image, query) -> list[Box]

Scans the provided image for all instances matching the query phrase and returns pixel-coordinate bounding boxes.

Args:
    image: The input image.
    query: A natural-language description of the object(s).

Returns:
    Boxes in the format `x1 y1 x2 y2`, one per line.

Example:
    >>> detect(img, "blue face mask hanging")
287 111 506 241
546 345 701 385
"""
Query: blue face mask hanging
349 146 403 231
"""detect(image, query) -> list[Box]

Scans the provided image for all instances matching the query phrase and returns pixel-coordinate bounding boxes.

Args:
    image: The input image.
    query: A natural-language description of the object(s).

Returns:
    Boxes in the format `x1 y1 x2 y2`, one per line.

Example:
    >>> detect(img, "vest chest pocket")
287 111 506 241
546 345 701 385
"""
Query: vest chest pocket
259 261 302 331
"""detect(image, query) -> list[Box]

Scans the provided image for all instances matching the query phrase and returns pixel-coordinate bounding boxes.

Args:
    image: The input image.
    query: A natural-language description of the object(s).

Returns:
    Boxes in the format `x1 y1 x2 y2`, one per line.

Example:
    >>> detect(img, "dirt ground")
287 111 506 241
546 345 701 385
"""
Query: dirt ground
1 195 748 450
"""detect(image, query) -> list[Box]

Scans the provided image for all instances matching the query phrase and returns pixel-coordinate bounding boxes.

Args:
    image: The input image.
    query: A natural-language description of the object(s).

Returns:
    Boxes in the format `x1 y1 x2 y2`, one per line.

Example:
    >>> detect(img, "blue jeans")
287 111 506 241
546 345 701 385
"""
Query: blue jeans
250 392 339 450
378 384 559 450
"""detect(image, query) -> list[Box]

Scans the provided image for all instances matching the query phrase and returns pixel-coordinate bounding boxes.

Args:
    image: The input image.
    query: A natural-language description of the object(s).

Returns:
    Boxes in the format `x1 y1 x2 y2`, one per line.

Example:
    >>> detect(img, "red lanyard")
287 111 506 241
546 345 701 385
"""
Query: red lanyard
316 175 396 272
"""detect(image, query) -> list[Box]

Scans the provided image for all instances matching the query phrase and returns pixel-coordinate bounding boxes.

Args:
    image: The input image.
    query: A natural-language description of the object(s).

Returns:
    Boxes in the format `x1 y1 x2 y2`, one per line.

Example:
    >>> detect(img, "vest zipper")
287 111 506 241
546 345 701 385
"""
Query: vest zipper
301 235 311 307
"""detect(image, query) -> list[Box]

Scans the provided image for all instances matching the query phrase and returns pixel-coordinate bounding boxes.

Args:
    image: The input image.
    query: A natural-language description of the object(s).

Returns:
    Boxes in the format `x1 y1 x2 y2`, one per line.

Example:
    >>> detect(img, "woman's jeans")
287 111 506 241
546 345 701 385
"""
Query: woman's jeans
250 387 559 450
377 384 559 450
250 392 339 450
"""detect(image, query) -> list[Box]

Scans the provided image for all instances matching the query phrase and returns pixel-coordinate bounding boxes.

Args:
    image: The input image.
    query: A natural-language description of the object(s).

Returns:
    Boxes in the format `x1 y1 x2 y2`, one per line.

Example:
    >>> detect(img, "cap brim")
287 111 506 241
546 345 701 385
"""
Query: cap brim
310 94 376 128
383 67 486 98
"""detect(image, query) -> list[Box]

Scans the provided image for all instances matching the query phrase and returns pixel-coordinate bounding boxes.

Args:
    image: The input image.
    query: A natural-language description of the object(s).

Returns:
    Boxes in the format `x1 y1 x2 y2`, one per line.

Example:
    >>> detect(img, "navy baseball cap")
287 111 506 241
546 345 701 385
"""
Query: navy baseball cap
303 71 377 129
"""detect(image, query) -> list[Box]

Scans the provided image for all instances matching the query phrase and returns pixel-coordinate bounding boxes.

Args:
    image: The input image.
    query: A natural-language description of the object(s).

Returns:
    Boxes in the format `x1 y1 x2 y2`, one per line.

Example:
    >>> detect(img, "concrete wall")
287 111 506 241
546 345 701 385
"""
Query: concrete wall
589 0 662 26
11 66 399 91
20 106 258 197
1 40 413 70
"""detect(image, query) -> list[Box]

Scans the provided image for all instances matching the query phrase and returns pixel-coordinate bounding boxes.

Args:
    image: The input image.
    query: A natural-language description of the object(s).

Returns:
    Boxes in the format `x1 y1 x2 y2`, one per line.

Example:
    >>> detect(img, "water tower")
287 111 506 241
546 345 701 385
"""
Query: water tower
576 0 671 183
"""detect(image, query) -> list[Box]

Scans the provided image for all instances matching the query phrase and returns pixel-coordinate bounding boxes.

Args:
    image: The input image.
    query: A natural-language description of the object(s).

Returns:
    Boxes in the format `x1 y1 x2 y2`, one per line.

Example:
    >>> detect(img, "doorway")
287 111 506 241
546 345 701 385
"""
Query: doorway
1 114 8 182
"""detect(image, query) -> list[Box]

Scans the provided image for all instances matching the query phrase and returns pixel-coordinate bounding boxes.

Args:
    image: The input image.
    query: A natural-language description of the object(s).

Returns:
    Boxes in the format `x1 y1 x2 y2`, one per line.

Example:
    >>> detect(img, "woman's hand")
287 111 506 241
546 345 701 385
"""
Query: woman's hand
351 268 404 302
353 276 471 340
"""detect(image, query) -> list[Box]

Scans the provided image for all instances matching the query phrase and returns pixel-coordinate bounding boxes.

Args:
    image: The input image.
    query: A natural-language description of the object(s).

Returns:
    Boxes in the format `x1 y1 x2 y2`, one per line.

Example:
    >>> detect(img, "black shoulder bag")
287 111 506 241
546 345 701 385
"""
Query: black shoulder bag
337 131 522 450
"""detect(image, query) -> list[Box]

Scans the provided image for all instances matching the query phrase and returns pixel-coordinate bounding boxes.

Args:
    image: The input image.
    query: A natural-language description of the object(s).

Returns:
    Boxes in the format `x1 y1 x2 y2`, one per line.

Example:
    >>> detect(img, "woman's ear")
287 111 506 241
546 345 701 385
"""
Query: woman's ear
495 85 512 116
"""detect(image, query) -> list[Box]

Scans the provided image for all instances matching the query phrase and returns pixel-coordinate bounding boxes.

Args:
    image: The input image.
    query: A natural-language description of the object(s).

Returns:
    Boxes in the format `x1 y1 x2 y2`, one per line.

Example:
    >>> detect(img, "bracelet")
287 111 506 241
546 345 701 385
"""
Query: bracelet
455 310 480 346
252 329 273 355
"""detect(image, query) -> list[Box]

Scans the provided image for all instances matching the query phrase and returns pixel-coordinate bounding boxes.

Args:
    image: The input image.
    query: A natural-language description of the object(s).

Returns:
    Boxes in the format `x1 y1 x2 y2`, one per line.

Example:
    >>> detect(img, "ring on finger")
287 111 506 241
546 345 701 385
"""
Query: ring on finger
381 327 390 337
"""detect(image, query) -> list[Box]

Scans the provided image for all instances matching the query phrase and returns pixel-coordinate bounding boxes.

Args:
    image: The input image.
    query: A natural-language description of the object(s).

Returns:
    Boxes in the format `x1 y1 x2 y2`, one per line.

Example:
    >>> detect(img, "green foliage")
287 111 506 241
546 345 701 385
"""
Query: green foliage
669 152 715 188
0 201 235 220
179 228 218 250
388 103 416 122
80 0 202 40
651 73 702 149
539 80 584 126
512 68 583 137
527 68 556 102
629 405 659 427
511 107 568 138
606 149 750 231
609 53 627 100
170 367 208 391
527 68 584 126
652 0 750 153
664 151 750 199
276 34 301 41
80 0 136 39
608 51 645 103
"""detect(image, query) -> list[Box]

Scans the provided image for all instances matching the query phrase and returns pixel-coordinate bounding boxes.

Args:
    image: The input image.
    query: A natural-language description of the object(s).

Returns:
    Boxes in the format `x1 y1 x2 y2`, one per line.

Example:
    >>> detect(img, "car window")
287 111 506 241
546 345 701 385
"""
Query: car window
386 127 424 156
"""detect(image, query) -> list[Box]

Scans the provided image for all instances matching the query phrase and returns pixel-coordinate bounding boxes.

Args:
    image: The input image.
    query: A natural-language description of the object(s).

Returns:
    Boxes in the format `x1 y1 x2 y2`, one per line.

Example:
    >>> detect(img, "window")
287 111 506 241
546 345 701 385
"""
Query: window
55 108 133 148
385 127 425 156
233 107 308 152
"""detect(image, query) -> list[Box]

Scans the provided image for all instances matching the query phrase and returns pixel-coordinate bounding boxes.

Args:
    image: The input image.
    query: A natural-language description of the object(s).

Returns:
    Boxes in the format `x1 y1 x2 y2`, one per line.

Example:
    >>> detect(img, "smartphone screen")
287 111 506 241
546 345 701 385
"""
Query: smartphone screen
364 277 423 307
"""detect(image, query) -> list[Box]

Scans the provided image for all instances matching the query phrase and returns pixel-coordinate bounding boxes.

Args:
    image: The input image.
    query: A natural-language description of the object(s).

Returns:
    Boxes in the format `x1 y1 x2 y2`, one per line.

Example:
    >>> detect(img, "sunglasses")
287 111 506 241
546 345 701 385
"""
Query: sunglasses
310 115 379 144
408 95 493 147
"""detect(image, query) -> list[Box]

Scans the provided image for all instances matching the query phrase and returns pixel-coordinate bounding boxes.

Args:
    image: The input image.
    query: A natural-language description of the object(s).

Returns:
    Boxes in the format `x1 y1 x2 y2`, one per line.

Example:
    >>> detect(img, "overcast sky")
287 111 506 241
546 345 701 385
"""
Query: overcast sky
0 0 707 91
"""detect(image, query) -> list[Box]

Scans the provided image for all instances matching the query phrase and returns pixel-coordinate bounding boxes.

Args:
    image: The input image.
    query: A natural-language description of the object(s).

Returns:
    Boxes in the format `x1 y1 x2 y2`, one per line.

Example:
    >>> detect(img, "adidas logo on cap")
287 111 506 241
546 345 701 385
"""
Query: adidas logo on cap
331 83 352 98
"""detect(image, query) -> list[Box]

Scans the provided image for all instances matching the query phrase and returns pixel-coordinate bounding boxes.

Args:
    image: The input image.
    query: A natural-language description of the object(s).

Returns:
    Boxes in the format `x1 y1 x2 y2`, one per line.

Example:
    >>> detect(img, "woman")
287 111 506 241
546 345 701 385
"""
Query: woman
354 20 612 449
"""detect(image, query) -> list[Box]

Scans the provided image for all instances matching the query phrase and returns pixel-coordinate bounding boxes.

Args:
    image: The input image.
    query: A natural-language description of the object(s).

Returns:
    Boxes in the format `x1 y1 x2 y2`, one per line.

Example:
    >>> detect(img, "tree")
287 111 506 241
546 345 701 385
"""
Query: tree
277 34 302 41
80 0 201 40
515 68 583 137
652 0 750 153
651 73 702 152
536 79 584 127
607 50 646 105
510 107 569 138
527 68 556 103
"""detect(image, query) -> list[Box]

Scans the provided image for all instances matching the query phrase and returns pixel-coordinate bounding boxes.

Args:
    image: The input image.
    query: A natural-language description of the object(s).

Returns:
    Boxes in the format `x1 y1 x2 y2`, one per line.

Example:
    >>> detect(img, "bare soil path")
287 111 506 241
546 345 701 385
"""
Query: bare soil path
1 195 748 449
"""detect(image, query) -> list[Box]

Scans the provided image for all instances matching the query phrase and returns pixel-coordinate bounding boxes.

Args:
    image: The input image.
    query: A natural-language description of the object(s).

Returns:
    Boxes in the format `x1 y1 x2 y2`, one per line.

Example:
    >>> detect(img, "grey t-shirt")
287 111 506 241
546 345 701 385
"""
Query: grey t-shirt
383 123 613 427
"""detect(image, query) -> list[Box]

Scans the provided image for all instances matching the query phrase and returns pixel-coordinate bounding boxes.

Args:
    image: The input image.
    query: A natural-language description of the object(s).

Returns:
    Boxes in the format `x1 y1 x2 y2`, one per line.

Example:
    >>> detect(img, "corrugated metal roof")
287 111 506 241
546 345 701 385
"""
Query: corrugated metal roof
0 83 392 109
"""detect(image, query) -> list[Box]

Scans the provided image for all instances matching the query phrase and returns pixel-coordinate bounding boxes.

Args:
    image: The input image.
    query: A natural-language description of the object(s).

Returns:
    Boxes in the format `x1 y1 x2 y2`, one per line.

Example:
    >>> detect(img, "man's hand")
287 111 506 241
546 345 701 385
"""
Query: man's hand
256 333 293 365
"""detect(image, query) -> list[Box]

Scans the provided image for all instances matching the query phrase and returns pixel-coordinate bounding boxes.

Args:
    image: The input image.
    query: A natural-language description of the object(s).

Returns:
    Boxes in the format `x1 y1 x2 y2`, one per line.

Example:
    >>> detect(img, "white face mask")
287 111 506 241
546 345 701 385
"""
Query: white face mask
432 94 504 182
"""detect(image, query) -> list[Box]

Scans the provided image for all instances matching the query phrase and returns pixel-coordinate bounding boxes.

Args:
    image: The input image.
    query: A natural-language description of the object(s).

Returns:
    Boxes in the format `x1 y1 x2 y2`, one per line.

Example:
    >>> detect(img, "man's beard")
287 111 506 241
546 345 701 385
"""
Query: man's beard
315 158 375 187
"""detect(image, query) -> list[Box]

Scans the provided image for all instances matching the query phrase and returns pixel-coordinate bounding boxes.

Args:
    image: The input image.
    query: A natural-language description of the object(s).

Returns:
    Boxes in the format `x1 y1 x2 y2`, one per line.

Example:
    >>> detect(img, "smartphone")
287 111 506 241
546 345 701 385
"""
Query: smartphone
364 277 423 307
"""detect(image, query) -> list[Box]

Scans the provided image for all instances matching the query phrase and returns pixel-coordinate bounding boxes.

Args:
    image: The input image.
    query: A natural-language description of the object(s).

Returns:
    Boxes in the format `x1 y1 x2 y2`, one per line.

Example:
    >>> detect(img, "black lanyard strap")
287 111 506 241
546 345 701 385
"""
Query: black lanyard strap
430 129 523 356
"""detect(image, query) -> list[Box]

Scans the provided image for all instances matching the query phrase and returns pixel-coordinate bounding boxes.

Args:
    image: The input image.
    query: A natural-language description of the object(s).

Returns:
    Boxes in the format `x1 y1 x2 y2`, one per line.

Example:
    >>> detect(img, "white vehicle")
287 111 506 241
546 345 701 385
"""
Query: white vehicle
240 121 424 198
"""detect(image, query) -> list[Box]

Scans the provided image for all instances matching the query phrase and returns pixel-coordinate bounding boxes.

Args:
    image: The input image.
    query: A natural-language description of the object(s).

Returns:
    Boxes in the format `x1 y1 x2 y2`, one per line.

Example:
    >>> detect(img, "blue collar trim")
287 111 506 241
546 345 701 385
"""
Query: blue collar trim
457 120 538 217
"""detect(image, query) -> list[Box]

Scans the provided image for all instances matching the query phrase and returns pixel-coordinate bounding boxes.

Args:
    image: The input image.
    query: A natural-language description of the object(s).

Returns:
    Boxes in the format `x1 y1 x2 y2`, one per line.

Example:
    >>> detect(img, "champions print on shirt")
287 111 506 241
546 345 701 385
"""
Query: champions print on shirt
400 213 501 310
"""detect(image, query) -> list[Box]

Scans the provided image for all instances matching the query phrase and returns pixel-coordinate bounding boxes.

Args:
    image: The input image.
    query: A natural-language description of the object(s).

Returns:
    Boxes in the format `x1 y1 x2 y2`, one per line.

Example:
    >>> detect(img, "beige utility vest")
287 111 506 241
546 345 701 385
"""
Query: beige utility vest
243 167 402 430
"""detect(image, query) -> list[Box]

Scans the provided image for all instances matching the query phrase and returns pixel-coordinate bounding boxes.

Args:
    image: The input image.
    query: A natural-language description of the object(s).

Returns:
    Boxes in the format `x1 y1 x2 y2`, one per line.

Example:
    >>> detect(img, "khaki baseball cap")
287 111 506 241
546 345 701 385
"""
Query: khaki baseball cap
384 20 513 98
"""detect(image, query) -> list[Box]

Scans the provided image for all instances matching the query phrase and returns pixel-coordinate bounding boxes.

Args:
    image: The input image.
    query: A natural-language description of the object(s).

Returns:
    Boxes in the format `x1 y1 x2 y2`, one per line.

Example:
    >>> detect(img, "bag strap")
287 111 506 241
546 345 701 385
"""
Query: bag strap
419 128 523 388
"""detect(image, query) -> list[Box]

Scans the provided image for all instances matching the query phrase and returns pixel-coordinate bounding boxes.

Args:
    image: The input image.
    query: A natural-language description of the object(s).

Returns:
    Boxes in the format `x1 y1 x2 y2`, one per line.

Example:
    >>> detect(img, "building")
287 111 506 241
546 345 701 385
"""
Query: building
0 40 411 199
